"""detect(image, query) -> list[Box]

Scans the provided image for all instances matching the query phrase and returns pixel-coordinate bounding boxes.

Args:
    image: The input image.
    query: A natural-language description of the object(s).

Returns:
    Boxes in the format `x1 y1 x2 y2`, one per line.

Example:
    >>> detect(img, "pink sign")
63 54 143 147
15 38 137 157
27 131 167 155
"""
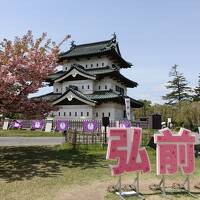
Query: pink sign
106 127 151 176
154 128 195 175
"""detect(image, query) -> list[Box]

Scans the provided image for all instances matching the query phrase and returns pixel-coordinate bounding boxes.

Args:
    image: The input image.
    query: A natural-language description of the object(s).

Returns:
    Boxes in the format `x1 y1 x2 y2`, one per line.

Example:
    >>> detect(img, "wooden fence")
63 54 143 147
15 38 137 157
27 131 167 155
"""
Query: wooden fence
0 119 149 131
0 119 152 147
66 129 152 147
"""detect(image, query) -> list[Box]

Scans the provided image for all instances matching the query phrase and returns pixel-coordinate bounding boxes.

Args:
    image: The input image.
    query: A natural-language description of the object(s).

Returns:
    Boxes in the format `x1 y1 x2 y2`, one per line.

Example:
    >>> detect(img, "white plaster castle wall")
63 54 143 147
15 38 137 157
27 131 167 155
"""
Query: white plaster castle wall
62 56 112 71
61 80 94 94
115 104 126 120
53 83 62 93
94 102 126 120
94 77 127 95
94 103 115 120
53 105 94 120
53 77 127 95
52 102 127 121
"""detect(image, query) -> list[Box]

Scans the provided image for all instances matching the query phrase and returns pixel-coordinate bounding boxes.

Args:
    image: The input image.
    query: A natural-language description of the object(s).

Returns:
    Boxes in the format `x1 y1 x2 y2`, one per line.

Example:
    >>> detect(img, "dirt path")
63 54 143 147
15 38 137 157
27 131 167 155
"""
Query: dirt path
54 176 200 200
55 181 111 200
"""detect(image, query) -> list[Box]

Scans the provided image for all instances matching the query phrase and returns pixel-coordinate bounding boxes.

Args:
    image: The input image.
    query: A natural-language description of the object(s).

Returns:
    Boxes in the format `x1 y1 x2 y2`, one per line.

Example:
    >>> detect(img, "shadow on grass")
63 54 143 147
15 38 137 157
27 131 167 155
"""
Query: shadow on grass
0 145 107 182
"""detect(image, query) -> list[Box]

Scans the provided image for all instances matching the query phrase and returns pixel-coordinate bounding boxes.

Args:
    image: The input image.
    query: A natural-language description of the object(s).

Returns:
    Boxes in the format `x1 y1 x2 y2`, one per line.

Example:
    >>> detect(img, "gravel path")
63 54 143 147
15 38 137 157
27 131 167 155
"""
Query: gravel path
0 137 65 146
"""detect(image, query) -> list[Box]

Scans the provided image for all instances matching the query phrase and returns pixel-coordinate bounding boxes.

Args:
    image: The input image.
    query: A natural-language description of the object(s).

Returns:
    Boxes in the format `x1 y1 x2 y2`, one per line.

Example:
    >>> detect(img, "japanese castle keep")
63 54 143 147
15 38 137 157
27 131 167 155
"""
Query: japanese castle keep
40 35 143 120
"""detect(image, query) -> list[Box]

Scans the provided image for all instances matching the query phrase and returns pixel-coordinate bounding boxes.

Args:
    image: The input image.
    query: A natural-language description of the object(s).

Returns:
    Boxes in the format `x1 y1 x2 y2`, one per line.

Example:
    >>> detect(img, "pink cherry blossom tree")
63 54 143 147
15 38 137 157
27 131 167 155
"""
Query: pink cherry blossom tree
0 31 70 118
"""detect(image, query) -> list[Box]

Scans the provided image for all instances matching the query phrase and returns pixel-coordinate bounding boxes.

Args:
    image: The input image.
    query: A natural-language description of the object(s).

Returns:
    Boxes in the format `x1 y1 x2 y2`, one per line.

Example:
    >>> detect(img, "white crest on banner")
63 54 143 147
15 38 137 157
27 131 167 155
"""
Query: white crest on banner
60 122 66 129
87 122 94 130
125 98 131 120
35 121 40 128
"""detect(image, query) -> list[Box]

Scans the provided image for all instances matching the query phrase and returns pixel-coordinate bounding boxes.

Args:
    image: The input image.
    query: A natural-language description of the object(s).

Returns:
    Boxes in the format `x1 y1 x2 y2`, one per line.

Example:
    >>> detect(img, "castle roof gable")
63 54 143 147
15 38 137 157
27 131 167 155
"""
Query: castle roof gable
52 87 96 106
54 64 96 83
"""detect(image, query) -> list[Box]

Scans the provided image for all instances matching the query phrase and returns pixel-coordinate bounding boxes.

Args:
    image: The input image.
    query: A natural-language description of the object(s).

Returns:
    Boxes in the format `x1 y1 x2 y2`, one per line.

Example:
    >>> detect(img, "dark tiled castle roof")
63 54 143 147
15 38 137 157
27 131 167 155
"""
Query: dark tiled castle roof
87 90 143 108
60 40 114 58
34 89 143 108
31 92 61 102
47 64 137 88
59 36 132 68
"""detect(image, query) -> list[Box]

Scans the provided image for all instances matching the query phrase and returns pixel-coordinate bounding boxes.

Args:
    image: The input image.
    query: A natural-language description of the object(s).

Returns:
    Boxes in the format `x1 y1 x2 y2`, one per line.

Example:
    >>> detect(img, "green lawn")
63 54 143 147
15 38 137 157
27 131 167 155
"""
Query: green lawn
0 129 64 137
0 144 111 200
0 129 154 141
0 143 200 200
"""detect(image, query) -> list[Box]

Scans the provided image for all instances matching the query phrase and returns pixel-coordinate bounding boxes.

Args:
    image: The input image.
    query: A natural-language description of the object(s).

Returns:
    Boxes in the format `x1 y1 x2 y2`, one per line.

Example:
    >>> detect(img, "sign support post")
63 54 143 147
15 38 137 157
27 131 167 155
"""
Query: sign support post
115 172 145 200
116 175 125 200
181 176 197 198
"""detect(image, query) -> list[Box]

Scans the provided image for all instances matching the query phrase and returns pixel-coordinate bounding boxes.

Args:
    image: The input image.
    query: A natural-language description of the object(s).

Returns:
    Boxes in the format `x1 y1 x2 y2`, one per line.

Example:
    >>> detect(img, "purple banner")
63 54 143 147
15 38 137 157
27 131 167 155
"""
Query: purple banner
83 120 97 132
136 122 140 127
120 120 131 128
32 120 45 130
10 120 22 128
55 120 69 132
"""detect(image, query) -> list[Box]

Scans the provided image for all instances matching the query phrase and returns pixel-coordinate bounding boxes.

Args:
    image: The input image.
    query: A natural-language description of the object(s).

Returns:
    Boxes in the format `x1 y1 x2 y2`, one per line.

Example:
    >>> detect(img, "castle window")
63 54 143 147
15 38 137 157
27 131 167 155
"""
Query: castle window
102 62 104 66
91 64 93 67
69 112 71 116
102 112 104 117
105 85 107 90
96 63 98 67
108 112 111 117
99 85 101 90
75 112 77 117
116 85 124 95
87 112 89 116
85 64 88 68
82 85 84 89
88 85 90 89
58 112 60 116
56 88 58 92
81 112 83 116
96 112 98 117
64 112 66 116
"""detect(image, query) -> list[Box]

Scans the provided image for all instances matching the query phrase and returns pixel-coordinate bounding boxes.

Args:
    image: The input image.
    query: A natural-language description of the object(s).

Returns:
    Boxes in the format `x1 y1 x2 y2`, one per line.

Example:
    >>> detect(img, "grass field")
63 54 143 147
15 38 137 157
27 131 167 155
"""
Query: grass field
0 129 64 137
0 142 200 200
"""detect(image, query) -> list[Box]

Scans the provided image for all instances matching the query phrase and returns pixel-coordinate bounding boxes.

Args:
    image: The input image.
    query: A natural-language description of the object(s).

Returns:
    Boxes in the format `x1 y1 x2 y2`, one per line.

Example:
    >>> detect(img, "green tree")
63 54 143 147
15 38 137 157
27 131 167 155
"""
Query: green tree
134 99 153 118
193 74 200 101
162 64 192 104
175 101 200 130
152 103 175 122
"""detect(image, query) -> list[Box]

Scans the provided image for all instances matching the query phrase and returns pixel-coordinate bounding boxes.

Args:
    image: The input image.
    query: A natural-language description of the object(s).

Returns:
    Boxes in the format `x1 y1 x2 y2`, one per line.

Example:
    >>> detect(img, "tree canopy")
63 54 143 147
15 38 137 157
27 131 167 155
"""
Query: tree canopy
0 31 70 118
162 64 191 104
193 74 200 101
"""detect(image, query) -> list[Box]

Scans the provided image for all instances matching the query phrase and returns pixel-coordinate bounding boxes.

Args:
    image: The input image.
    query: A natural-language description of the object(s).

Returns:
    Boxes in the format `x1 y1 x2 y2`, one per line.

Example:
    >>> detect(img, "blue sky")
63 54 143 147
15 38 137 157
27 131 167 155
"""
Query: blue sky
0 0 199 103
